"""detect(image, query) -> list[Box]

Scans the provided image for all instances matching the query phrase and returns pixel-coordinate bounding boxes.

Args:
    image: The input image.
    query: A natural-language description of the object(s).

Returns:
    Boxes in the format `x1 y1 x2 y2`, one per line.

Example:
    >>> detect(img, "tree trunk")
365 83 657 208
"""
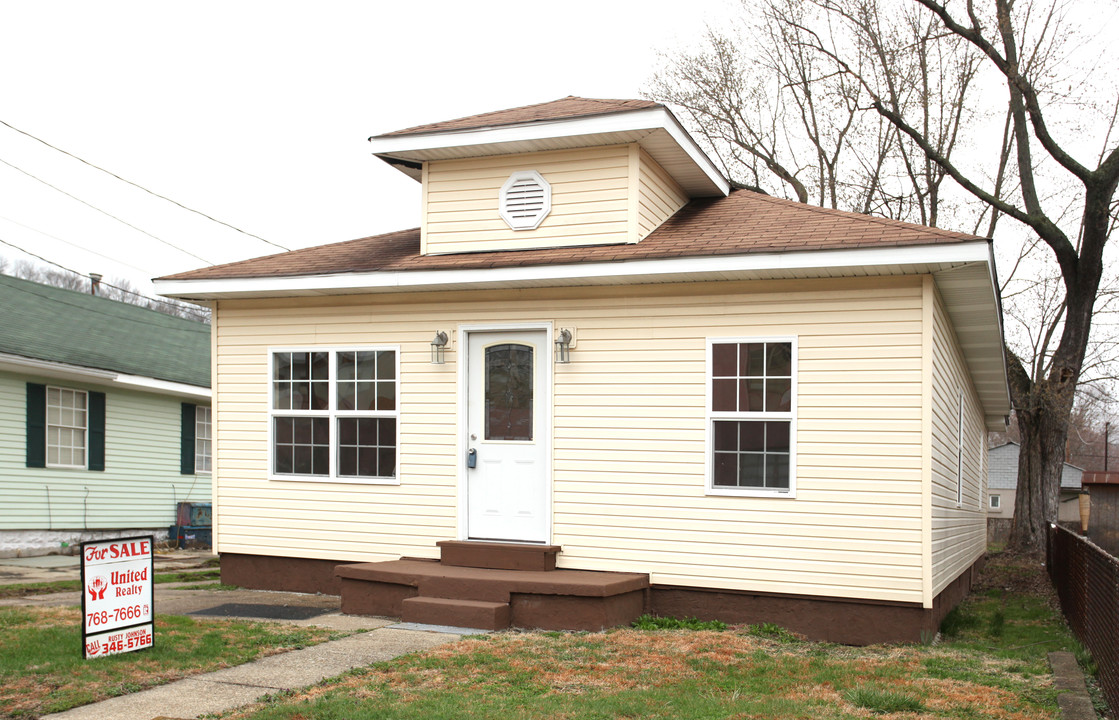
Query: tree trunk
1008 383 1071 554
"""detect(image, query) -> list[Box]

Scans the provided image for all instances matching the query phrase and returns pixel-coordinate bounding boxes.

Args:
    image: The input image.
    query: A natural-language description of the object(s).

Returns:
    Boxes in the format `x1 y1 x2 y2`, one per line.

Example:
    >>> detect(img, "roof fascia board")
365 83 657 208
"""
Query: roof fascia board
154 240 994 299
369 106 731 197
0 352 210 400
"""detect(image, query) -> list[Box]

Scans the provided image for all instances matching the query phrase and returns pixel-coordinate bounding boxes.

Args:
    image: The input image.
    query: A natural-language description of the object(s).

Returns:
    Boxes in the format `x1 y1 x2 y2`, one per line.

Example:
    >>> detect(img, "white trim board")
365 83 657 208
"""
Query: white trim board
154 241 994 300
0 352 211 400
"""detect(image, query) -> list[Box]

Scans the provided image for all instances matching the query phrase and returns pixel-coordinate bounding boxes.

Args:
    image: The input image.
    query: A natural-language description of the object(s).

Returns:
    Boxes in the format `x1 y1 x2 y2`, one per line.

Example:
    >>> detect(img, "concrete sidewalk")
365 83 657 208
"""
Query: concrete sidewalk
41 623 465 720
2 553 474 720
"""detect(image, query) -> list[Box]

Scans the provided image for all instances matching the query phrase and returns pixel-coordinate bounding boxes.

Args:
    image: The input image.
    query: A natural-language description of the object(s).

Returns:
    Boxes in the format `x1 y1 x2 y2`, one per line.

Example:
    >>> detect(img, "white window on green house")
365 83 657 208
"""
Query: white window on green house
195 405 212 473
707 338 796 497
269 348 399 483
47 386 87 468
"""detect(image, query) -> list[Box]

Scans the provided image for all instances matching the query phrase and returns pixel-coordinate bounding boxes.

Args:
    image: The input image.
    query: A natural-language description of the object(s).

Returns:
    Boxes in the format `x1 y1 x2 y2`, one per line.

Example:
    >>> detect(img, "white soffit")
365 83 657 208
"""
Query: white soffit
369 107 731 198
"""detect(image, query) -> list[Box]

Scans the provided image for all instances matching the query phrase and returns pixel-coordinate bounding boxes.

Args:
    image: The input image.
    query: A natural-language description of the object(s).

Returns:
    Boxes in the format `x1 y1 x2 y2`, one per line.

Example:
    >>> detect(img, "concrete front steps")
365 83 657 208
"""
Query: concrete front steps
336 541 649 631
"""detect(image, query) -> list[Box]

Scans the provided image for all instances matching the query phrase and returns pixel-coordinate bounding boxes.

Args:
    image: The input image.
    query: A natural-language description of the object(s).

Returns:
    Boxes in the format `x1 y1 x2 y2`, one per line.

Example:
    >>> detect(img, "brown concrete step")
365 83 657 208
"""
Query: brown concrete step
437 541 560 571
337 559 650 631
402 596 511 631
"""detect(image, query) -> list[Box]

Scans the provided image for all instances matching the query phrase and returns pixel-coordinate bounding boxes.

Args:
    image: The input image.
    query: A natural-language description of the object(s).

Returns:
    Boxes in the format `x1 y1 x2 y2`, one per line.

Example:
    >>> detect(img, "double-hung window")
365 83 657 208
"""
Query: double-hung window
195 406 212 473
707 338 796 496
47 386 88 468
269 348 399 483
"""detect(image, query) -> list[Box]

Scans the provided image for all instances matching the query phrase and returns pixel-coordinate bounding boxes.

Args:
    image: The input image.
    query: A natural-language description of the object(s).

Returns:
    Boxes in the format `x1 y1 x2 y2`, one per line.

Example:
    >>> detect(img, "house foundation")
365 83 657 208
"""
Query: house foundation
219 549 984 645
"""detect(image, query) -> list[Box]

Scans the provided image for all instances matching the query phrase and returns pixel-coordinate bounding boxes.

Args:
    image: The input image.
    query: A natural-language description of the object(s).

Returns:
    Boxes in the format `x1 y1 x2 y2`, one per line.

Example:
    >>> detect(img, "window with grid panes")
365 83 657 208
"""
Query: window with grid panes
270 349 398 481
708 339 795 494
47 386 87 468
195 406 212 473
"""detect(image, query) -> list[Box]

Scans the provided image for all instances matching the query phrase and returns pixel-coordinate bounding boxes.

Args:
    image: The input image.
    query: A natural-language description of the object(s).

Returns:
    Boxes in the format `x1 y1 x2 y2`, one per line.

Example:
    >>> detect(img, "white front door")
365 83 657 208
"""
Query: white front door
466 330 548 543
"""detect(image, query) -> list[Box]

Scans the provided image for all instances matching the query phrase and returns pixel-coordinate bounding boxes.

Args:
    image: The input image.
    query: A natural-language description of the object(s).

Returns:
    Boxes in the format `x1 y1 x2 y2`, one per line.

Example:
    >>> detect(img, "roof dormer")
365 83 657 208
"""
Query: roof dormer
368 97 730 256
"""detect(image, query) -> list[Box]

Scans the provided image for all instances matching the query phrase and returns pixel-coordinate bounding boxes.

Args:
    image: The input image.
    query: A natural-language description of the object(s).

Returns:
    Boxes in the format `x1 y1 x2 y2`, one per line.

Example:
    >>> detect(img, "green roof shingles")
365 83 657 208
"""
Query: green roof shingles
0 274 210 388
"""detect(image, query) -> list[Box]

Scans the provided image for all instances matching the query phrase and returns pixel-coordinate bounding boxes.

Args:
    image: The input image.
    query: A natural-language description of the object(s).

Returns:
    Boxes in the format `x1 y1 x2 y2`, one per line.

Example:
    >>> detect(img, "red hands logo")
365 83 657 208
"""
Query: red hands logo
88 576 108 601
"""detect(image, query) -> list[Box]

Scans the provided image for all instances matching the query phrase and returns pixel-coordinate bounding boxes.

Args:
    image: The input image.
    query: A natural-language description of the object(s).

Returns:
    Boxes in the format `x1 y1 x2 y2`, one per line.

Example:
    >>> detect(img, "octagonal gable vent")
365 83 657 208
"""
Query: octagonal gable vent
499 170 551 231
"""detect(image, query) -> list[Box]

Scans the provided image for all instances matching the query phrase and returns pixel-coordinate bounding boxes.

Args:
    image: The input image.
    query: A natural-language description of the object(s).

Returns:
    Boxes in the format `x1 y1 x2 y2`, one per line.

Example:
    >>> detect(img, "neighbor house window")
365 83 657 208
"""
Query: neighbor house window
708 338 796 496
47 386 87 468
270 348 399 482
195 406 212 473
989 494 1000 510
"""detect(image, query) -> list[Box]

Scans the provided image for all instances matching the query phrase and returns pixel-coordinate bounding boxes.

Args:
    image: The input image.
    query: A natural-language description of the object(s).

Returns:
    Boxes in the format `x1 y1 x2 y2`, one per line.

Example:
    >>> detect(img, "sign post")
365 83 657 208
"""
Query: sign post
80 535 154 659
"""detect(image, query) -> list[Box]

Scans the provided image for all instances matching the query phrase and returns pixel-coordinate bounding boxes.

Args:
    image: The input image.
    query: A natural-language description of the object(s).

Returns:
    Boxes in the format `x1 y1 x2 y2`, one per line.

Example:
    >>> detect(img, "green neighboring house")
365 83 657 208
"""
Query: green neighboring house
0 274 211 557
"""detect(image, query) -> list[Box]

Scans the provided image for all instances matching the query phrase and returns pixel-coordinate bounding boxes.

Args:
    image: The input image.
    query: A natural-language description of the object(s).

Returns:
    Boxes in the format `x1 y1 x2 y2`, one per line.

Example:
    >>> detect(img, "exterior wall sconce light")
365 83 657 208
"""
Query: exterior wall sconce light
431 331 448 364
555 328 572 364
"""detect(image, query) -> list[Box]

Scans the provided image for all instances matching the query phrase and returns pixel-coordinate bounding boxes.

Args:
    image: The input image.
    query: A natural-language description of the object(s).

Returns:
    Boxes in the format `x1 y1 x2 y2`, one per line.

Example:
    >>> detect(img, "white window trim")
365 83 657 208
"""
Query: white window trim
267 346 401 485
195 405 212 475
46 385 88 470
705 336 797 498
989 494 1000 510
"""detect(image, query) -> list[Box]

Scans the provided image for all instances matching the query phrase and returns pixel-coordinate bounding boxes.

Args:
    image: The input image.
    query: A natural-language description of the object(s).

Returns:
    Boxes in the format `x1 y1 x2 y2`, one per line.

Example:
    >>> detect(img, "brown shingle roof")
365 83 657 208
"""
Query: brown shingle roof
374 96 663 138
159 190 982 283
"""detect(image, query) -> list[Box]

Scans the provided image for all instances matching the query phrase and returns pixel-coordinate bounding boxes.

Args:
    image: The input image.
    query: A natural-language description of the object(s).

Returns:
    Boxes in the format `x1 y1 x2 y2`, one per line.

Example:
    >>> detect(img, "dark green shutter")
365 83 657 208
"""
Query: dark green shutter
26 383 46 468
88 392 105 471
181 403 196 474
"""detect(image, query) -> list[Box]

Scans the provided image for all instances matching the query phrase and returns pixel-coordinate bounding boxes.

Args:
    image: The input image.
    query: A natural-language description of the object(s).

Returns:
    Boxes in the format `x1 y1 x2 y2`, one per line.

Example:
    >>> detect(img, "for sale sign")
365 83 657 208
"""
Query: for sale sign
80 535 154 659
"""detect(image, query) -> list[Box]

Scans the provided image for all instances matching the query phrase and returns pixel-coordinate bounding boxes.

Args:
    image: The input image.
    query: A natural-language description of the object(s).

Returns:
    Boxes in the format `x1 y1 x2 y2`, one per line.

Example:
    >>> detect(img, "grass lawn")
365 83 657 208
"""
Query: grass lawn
0 607 343 719
213 551 1104 720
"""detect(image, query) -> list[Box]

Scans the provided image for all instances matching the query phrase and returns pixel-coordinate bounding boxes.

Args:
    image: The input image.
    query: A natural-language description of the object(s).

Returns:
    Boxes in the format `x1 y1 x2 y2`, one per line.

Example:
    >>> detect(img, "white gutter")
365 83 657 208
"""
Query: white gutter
154 240 994 300
0 352 211 400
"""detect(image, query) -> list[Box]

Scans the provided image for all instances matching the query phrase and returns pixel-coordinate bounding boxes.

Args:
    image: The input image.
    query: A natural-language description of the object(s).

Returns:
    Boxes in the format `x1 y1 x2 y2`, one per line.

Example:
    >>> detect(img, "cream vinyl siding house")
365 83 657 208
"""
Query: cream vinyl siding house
212 276 932 604
157 97 1009 642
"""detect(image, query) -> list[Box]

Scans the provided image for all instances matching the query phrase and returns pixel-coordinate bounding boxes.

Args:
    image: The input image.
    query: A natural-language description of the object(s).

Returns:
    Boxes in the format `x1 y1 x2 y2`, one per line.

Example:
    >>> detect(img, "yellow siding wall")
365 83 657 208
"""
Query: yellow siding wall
423 145 631 254
929 282 987 596
636 147 688 240
213 275 931 604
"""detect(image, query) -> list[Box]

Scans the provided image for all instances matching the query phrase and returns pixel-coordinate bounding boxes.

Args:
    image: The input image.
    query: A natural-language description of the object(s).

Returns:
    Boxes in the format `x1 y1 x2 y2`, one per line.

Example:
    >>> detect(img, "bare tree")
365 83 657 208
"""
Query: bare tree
2 256 210 323
651 0 1119 555
648 0 983 226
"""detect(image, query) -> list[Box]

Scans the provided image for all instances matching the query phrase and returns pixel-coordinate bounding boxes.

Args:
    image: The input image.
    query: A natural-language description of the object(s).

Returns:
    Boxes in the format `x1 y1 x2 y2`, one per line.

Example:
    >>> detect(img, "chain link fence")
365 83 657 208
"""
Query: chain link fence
1048 523 1119 715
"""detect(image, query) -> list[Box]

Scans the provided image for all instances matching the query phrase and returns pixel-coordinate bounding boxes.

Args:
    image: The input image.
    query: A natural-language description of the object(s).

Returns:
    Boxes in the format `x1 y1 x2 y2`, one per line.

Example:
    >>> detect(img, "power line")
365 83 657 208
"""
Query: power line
0 213 158 277
0 235 210 322
0 155 214 265
0 117 290 252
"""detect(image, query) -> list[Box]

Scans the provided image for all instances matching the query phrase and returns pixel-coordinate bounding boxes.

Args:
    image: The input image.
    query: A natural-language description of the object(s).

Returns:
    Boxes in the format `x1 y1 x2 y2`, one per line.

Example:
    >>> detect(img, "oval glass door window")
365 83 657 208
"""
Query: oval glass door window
485 343 533 441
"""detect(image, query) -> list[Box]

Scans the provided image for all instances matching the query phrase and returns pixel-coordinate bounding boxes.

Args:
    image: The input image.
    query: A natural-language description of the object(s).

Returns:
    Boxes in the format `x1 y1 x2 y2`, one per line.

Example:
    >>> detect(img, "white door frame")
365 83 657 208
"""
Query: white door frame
456 321 554 543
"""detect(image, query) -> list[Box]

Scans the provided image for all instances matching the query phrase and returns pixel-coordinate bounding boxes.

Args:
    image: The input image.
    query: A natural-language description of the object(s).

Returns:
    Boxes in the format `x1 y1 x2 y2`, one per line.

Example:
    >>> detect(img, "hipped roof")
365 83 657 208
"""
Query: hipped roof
374 96 663 138
160 189 979 282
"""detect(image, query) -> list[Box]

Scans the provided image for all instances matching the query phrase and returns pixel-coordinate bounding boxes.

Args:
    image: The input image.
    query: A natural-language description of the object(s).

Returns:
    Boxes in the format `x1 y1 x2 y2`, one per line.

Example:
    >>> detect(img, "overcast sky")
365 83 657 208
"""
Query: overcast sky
0 1 738 298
